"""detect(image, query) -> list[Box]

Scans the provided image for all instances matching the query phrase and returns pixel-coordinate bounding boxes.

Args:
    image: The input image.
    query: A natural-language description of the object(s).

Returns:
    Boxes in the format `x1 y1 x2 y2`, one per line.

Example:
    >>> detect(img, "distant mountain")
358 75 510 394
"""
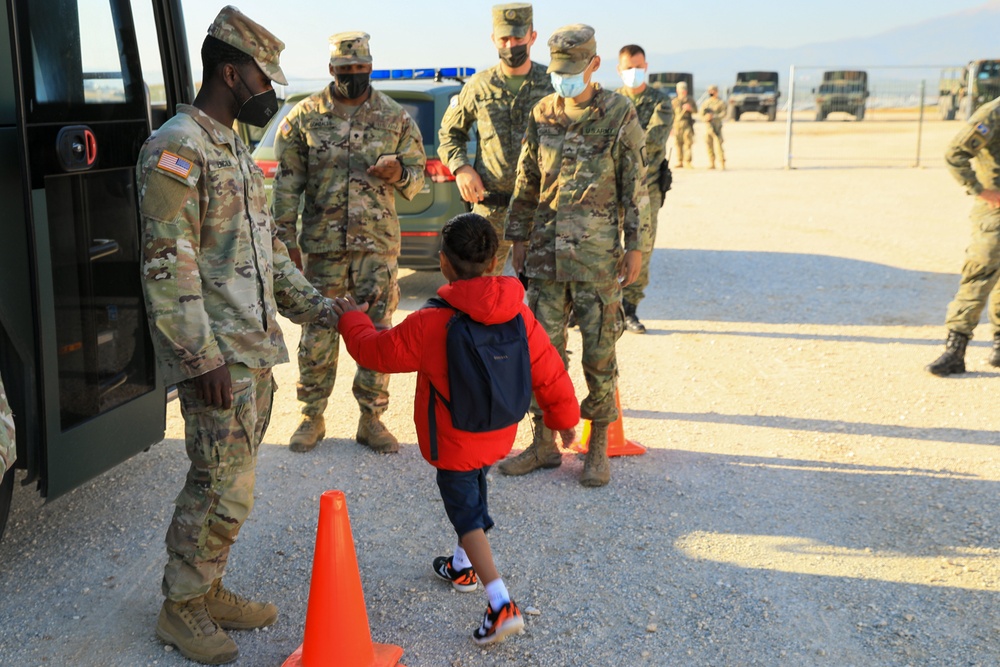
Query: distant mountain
645 1 1000 89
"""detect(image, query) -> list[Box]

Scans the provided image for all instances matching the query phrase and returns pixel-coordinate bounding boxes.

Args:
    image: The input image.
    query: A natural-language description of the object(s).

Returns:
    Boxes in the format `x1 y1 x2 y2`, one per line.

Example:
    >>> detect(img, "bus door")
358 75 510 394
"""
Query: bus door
11 0 164 497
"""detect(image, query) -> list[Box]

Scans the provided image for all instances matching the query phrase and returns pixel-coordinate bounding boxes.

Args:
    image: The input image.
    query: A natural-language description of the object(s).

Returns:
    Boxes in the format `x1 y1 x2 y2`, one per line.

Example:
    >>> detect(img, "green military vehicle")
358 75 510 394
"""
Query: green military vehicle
813 70 869 121
939 60 1000 121
727 71 780 121
649 72 694 98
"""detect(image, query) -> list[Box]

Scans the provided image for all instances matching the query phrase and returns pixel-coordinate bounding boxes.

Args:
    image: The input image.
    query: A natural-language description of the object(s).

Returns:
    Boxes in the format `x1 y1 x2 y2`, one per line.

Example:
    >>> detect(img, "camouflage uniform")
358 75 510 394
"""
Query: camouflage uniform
138 87 335 602
617 84 673 310
507 77 652 422
942 97 1000 336
437 5 553 275
0 374 14 479
273 36 425 421
672 92 698 167
702 93 727 168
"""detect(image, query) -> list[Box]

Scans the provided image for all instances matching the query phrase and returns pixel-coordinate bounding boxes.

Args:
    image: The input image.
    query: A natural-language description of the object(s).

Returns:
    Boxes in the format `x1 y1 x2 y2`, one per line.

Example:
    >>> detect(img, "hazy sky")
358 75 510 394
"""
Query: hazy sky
136 1 987 85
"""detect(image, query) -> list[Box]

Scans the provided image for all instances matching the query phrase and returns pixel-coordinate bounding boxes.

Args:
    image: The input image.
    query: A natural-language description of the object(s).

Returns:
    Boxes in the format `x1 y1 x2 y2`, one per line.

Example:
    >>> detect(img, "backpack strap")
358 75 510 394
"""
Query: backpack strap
424 295 454 462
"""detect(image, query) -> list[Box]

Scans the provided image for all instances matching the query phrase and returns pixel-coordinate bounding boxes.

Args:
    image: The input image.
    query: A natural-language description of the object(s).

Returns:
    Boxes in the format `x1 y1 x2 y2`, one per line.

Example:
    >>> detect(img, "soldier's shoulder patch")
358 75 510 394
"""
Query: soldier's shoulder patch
156 150 193 178
449 95 459 108
977 122 990 136
279 119 292 137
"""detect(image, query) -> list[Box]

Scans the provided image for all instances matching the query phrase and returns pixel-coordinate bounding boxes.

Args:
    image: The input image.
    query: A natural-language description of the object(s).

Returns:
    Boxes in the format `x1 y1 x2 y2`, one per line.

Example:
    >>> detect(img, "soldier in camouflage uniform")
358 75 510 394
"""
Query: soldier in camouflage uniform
438 3 553 275
926 96 1000 376
616 44 673 334
0 373 14 480
136 8 339 664
702 84 727 170
500 25 652 487
273 32 426 454
672 81 697 168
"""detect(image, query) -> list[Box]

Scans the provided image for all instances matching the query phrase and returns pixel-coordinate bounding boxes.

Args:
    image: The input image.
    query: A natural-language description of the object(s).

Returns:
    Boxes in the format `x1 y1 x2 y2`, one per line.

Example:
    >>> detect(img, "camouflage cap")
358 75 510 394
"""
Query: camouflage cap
329 31 373 68
676 81 688 90
492 3 532 39
707 84 718 92
546 24 596 75
207 6 287 85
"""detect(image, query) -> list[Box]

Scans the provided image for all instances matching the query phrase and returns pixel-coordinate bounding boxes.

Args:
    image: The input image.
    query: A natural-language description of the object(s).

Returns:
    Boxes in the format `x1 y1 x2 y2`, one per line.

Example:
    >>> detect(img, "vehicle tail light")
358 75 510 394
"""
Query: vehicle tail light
425 158 454 183
256 159 278 179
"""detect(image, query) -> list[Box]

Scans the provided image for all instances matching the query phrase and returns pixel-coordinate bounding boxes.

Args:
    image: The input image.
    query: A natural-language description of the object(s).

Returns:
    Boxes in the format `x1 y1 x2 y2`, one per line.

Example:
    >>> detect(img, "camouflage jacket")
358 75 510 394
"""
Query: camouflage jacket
136 105 334 385
272 86 426 256
0 373 13 478
946 97 1000 196
438 62 553 202
702 96 727 131
617 85 674 188
506 84 653 283
672 95 698 127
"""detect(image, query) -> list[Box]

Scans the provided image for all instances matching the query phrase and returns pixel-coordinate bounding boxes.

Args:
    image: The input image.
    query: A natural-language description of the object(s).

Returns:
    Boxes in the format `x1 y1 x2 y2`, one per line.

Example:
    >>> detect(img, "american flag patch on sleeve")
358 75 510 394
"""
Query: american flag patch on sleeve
156 150 193 178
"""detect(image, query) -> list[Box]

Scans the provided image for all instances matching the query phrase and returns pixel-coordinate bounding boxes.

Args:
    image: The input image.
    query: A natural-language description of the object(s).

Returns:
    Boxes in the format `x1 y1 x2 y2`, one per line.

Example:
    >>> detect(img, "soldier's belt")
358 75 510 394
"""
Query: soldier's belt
481 193 512 207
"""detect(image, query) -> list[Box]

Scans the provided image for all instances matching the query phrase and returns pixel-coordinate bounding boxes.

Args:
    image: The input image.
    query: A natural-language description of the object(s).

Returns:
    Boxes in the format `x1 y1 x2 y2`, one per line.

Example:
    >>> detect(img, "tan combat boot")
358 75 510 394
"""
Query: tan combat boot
289 414 325 453
206 579 278 630
357 413 399 453
156 596 239 665
498 416 562 476
580 422 611 487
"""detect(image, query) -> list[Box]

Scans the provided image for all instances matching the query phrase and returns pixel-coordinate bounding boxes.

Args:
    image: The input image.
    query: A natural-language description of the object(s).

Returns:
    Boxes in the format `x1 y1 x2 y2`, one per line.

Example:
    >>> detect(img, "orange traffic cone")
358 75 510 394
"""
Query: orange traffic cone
282 490 406 667
571 388 646 457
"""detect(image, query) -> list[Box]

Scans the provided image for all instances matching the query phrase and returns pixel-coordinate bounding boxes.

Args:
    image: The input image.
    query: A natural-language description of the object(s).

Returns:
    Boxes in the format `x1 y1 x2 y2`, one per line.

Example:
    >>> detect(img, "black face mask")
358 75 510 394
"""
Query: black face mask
232 75 279 127
334 73 371 100
498 43 529 69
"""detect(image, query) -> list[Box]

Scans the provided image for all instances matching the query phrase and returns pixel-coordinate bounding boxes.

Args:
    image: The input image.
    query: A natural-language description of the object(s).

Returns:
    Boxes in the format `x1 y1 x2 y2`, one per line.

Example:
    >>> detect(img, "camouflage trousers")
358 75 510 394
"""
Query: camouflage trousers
528 279 624 423
0 375 14 478
675 123 695 166
164 364 274 601
473 202 513 277
298 251 399 417
706 123 725 166
944 201 1000 335
622 185 663 308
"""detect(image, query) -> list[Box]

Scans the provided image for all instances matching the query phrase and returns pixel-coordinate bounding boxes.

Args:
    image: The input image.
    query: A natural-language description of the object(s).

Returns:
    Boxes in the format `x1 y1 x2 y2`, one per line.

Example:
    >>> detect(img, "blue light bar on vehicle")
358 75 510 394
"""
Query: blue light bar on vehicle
370 67 476 80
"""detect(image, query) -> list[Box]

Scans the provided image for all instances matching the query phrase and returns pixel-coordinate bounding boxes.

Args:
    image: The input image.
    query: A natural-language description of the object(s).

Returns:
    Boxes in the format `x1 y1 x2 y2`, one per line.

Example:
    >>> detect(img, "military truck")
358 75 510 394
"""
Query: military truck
727 71 780 121
649 72 694 99
939 60 1000 121
813 70 869 121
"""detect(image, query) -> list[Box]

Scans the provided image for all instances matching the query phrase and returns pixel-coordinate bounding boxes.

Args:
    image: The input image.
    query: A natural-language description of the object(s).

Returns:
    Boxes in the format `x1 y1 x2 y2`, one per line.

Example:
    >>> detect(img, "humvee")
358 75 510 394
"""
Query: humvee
727 71 780 121
813 70 869 121
649 72 694 99
939 60 1000 121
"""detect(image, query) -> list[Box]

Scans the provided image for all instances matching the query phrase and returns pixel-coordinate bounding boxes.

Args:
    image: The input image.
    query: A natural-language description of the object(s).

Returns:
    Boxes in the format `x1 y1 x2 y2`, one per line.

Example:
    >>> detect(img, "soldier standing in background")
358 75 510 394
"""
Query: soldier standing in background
272 32 426 453
703 84 727 170
438 3 552 274
0 374 13 480
671 80 697 168
616 43 673 334
501 24 652 487
926 97 1000 376
136 7 340 663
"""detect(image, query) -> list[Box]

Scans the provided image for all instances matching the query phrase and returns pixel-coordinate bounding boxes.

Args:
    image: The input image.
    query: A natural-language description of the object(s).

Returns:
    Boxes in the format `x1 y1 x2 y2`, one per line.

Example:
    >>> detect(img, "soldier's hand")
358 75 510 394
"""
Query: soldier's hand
287 247 303 271
368 155 403 183
455 166 485 204
511 241 527 274
979 189 1000 209
619 250 642 287
193 366 233 410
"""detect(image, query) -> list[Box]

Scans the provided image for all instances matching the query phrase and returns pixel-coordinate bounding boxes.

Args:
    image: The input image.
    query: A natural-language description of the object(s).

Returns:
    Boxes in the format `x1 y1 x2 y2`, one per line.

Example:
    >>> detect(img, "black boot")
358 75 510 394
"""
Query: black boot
925 331 969 376
623 300 646 334
990 332 1000 368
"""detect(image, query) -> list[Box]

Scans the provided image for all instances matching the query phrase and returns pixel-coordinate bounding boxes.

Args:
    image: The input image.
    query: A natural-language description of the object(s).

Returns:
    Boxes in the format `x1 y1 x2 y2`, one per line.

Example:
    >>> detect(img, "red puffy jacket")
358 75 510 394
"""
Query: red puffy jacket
338 276 580 471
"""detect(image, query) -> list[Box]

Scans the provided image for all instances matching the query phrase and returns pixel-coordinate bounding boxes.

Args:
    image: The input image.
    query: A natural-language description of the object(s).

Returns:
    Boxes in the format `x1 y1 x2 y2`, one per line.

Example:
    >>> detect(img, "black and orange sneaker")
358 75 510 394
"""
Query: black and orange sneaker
432 556 478 592
472 600 525 645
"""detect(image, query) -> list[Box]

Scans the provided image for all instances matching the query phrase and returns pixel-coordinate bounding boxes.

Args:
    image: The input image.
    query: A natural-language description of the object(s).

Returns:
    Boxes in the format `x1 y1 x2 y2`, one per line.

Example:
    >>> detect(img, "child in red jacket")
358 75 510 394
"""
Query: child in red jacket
334 213 580 646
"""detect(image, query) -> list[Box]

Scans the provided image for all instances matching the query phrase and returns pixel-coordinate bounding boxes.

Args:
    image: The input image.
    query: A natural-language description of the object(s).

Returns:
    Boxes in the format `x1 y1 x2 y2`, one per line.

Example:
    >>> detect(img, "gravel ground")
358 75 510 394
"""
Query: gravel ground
1 119 999 667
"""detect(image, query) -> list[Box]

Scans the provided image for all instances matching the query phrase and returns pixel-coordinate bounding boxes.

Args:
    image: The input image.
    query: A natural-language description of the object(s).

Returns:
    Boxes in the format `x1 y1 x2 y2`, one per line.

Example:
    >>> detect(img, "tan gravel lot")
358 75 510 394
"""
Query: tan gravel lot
1 117 998 667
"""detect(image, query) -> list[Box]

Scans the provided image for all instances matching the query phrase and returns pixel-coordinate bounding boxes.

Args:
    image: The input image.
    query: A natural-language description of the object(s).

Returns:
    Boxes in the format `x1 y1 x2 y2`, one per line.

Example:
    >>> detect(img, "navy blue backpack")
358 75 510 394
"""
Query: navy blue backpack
424 297 532 459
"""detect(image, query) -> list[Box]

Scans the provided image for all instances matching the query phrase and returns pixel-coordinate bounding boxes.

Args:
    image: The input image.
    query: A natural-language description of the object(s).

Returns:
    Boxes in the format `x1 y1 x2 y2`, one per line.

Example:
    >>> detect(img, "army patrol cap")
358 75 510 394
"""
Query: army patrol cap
207 6 287 85
707 84 718 92
492 3 532 39
329 31 373 68
677 81 688 90
546 24 596 75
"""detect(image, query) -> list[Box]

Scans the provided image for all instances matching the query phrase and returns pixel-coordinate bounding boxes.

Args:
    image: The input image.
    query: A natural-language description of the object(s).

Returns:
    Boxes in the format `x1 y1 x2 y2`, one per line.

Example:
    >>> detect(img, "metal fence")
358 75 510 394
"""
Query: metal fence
782 65 964 169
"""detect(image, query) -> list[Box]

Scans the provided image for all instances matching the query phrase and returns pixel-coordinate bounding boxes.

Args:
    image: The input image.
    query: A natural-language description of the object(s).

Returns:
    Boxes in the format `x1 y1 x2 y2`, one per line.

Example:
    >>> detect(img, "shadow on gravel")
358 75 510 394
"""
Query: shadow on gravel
622 409 1000 447
651 328 997 349
650 249 959 327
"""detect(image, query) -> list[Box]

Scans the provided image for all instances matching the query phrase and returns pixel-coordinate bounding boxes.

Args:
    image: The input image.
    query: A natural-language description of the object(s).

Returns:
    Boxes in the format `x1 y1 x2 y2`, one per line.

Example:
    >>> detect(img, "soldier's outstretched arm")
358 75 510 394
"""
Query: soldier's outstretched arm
270 226 338 327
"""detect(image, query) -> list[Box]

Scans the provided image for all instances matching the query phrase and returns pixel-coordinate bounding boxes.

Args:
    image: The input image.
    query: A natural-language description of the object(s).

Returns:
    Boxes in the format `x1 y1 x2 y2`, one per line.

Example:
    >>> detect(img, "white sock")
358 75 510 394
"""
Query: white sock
485 578 510 609
452 544 472 571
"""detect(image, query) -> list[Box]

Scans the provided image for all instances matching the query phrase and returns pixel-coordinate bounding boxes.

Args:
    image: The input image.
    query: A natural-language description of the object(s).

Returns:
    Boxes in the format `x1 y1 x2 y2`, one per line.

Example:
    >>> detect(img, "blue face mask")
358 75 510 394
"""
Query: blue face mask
551 71 587 99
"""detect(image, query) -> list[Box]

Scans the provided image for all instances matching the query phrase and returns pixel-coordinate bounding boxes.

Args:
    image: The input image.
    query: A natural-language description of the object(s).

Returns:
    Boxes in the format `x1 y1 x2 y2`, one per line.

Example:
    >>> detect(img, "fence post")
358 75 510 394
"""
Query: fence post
785 65 795 169
914 80 926 167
